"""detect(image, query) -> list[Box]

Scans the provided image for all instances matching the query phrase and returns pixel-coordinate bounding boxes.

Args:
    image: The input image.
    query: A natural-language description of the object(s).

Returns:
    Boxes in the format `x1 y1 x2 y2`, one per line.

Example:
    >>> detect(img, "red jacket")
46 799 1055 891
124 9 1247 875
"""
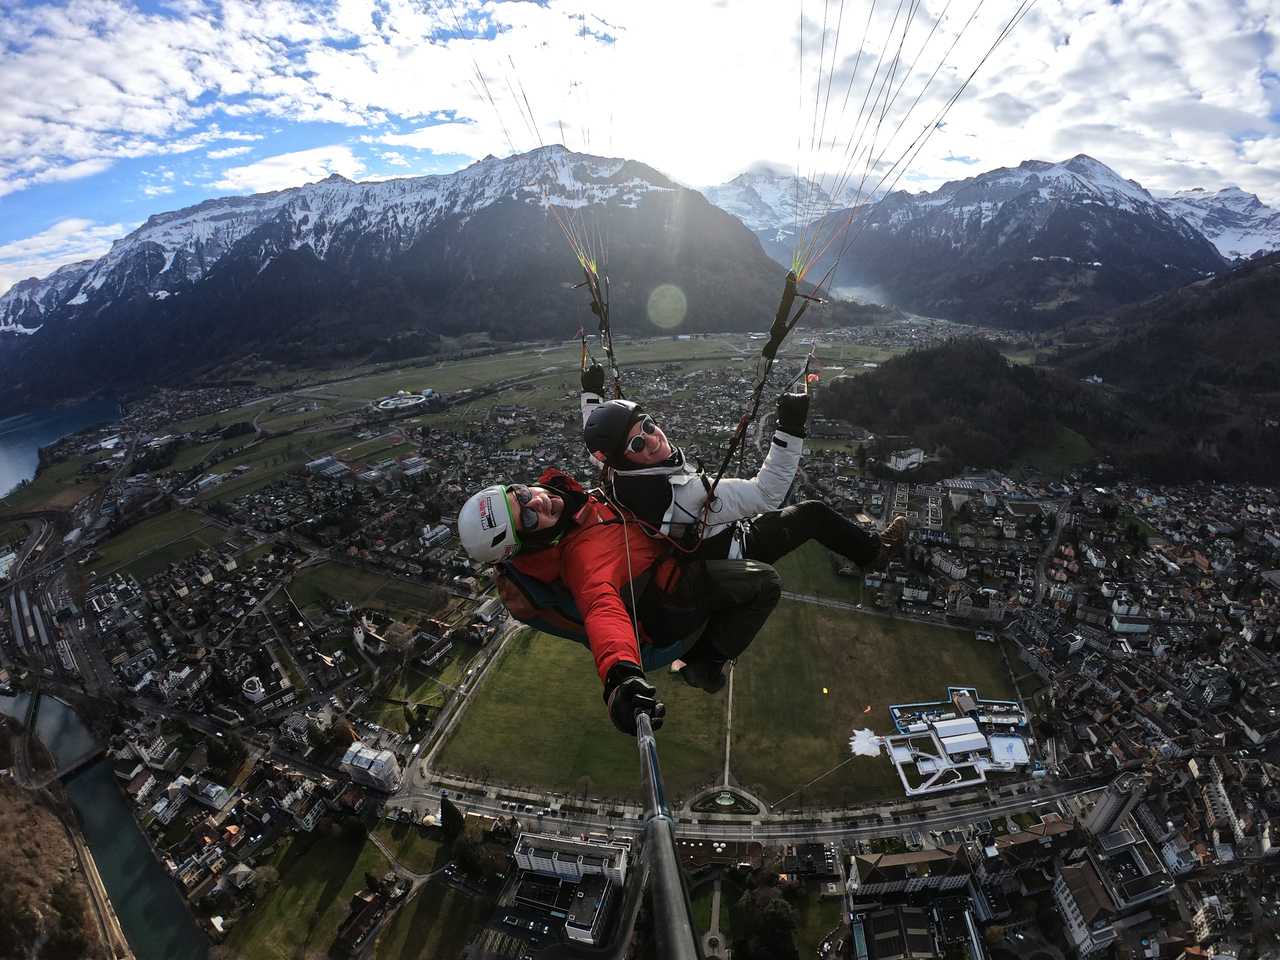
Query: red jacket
511 468 678 682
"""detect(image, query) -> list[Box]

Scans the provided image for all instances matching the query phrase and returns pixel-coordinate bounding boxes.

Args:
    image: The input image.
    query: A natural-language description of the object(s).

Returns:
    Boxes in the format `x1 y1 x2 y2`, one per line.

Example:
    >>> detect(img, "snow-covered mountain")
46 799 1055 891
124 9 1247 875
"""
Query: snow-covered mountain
0 260 95 333
1157 187 1280 261
701 164 871 252
0 146 670 334
778 154 1226 326
0 146 786 411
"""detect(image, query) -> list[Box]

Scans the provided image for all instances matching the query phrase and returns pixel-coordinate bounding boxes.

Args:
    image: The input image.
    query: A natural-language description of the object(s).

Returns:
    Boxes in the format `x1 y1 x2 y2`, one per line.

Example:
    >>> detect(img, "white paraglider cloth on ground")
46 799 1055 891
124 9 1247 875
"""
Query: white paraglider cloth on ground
848 728 883 757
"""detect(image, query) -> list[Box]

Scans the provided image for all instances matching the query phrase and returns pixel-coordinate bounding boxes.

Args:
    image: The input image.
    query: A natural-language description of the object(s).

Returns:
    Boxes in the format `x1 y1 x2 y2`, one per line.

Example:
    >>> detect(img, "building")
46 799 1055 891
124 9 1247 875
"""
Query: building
850 847 971 896
1054 860 1118 956
888 448 925 472
513 832 628 885
339 742 402 792
852 905 939 959
1084 773 1145 837
565 874 612 945
511 832 629 947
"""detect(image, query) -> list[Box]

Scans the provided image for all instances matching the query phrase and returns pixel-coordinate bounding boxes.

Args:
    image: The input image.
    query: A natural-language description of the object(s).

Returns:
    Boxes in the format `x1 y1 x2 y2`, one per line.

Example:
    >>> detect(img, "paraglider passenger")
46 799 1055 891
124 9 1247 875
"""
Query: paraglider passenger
457 470 781 735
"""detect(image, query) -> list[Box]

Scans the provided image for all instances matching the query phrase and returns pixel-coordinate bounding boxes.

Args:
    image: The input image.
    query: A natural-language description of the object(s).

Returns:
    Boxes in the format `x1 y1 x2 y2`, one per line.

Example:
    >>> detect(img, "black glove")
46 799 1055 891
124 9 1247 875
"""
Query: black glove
775 392 810 438
582 361 606 395
603 662 665 736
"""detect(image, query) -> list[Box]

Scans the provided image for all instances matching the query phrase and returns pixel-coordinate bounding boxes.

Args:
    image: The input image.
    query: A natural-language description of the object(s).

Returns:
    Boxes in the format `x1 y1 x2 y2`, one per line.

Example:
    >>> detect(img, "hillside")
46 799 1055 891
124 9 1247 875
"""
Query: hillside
816 340 1130 470
0 777 107 960
1052 251 1280 480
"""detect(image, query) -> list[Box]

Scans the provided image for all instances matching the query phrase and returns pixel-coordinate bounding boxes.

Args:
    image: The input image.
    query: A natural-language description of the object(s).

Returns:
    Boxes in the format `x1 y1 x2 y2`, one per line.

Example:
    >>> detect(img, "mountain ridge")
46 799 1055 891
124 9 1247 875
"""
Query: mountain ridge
702 153 1232 325
0 146 790 412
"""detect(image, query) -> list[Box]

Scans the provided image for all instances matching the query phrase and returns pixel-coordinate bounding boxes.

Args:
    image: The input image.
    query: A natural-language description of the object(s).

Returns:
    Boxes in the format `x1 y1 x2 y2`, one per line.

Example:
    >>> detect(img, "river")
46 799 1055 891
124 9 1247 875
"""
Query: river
0 693 209 960
0 396 120 500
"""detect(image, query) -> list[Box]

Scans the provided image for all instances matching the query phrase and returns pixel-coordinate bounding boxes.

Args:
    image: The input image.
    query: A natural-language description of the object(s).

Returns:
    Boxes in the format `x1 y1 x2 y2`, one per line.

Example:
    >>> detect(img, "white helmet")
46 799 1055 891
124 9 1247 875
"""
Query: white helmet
458 485 520 563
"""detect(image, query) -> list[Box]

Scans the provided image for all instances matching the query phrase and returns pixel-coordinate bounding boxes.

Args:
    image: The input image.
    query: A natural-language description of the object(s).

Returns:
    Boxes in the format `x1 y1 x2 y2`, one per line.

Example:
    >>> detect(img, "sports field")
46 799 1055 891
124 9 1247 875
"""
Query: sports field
729 599 1016 808
437 629 725 801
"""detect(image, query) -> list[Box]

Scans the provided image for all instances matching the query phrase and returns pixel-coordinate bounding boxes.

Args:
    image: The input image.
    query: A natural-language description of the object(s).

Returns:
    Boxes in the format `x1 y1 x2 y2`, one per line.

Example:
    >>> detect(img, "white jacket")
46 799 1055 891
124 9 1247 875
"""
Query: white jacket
580 391 805 551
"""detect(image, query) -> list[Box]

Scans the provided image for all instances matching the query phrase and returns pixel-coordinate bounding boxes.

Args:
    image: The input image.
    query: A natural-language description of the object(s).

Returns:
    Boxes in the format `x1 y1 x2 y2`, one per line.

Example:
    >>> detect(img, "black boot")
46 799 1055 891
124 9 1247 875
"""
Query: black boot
679 655 727 693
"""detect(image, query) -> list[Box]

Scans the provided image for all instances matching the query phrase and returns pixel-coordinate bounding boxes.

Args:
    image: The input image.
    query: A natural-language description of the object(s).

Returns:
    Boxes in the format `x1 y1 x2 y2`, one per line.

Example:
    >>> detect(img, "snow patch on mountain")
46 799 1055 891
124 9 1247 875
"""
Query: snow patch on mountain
1157 187 1280 260
702 163 868 237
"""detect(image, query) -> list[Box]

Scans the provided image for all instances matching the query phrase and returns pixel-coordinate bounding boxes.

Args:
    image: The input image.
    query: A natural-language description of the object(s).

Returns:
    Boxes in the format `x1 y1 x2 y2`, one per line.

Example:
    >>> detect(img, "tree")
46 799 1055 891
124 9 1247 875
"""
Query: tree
208 732 247 773
441 795 464 839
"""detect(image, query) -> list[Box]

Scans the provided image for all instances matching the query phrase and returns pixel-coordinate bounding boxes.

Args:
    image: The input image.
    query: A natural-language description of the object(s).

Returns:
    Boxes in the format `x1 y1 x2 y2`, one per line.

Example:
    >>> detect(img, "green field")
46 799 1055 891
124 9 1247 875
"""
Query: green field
226 831 390 960
288 563 446 622
1011 424 1094 476
167 400 273 435
773 541 865 604
373 880 494 960
372 822 446 874
0 454 106 515
170 439 226 472
88 510 228 578
200 428 354 503
438 629 726 800
730 601 1016 808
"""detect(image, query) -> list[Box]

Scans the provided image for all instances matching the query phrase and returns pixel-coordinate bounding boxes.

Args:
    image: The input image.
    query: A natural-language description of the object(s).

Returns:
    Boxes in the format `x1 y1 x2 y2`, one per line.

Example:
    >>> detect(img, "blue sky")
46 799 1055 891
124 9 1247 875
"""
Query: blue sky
1 0 1277 292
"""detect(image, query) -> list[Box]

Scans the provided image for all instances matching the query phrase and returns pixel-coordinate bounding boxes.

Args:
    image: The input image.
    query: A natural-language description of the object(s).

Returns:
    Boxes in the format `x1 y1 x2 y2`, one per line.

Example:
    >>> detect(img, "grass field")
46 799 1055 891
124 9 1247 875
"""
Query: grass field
0 455 105 515
226 831 390 960
373 880 494 960
372 822 446 874
199 428 354 503
170 440 225 472
288 563 446 622
88 510 227 578
438 629 726 800
437 545 1011 807
773 541 865 604
311 336 751 404
1011 424 1094 476
729 600 1016 808
123 531 230 581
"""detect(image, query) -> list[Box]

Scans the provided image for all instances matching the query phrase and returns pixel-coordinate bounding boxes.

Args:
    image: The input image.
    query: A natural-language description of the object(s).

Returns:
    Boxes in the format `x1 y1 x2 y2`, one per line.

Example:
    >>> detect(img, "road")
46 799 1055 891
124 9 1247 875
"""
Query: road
1035 506 1071 603
391 778 1099 845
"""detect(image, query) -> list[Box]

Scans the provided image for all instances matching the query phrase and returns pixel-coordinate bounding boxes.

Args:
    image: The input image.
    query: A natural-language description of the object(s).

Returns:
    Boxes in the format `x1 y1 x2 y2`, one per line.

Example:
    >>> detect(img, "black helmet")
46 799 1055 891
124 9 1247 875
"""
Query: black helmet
584 399 644 469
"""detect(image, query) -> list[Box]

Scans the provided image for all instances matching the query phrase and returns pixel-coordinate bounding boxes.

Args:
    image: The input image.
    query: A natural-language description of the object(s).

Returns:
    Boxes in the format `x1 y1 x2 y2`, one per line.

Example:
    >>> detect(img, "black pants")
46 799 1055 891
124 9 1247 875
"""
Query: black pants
702 500 881 568
672 558 782 666
637 557 781 664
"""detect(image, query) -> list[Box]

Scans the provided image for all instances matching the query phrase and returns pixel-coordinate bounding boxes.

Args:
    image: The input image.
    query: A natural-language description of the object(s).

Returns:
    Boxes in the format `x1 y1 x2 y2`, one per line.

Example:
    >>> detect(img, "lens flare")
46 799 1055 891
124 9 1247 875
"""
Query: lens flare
646 284 687 330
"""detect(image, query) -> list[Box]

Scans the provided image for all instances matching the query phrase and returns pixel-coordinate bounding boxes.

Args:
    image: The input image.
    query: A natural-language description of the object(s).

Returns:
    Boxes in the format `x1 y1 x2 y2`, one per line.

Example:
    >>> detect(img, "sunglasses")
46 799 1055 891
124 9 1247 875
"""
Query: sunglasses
508 484 542 532
626 417 658 454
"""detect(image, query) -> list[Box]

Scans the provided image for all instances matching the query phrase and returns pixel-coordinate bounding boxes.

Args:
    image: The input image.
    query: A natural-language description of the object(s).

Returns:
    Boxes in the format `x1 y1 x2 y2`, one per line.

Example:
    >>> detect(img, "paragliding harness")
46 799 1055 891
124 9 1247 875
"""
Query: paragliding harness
491 501 707 671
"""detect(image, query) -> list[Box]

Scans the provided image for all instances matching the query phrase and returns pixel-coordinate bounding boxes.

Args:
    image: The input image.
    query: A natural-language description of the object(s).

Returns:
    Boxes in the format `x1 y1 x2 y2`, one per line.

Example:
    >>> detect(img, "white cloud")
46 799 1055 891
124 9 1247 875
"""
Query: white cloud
212 144 365 193
378 151 410 167
141 183 175 197
0 218 124 293
207 145 253 159
0 0 1276 209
